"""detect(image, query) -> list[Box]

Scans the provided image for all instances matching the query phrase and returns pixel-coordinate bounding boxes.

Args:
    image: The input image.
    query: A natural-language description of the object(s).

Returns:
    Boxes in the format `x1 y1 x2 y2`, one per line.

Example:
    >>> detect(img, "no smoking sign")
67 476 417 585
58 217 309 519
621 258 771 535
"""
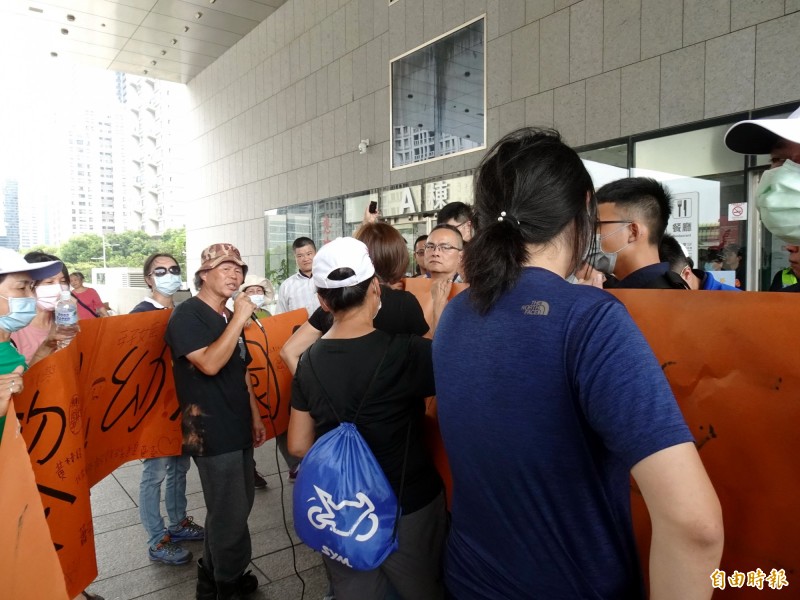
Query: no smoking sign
728 202 747 221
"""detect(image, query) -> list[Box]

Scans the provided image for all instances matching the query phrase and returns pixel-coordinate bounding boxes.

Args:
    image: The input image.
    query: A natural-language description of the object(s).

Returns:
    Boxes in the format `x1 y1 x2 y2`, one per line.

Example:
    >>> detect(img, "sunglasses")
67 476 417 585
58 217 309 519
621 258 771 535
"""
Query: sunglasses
150 266 181 277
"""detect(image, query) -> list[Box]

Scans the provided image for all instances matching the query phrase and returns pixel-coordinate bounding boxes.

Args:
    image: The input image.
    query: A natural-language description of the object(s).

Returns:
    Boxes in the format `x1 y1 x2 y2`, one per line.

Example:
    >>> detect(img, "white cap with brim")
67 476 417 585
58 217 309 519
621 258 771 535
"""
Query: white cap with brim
312 237 375 290
240 274 275 303
0 248 63 280
724 106 800 155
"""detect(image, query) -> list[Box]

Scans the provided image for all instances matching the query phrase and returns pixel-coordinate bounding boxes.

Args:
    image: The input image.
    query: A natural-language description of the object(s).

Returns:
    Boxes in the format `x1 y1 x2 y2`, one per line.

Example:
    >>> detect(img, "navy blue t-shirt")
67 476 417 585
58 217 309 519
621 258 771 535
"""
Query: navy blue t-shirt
433 267 693 599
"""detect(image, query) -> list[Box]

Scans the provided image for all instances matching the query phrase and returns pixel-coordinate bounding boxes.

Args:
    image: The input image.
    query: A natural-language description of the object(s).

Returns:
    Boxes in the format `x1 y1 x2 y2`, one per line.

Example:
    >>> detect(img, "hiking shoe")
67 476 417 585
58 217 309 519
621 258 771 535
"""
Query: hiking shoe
288 466 299 483
254 469 268 489
168 516 204 542
148 537 192 565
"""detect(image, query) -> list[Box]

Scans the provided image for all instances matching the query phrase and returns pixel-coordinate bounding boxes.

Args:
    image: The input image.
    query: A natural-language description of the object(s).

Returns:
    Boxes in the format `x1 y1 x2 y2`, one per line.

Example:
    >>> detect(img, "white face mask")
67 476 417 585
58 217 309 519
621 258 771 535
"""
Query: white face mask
247 294 265 308
35 283 63 311
756 159 800 244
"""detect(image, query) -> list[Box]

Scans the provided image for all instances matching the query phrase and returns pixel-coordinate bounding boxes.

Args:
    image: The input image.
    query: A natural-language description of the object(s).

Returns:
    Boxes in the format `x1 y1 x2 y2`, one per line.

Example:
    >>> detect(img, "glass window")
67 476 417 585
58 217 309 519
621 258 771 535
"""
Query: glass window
264 203 315 286
391 17 485 169
316 198 344 246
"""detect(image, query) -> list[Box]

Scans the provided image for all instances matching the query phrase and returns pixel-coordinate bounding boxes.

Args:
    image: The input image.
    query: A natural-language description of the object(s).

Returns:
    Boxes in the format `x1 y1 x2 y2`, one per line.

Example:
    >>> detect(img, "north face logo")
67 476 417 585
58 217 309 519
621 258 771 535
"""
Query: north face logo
522 301 550 316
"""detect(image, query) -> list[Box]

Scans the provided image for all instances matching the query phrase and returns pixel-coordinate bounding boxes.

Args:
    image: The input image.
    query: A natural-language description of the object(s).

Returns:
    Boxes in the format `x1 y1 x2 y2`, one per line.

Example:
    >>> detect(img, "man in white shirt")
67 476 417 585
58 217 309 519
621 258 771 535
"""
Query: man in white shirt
275 237 320 317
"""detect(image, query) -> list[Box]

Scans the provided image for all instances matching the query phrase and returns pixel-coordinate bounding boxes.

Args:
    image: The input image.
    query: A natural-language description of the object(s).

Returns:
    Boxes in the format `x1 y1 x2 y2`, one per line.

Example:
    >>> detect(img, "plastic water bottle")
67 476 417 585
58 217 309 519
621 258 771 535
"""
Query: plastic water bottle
54 290 80 349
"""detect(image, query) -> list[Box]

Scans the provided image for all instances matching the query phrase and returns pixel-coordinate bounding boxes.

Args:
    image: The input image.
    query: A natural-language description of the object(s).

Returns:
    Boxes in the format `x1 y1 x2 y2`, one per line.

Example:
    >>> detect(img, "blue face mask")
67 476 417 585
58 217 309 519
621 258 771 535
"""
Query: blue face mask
154 273 182 296
0 295 38 332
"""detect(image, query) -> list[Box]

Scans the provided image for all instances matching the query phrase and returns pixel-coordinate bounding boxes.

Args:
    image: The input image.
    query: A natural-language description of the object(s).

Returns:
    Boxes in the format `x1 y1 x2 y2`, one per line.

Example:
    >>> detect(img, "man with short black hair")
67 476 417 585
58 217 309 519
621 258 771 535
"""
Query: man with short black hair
275 237 320 316
437 201 474 242
590 177 686 289
425 224 465 283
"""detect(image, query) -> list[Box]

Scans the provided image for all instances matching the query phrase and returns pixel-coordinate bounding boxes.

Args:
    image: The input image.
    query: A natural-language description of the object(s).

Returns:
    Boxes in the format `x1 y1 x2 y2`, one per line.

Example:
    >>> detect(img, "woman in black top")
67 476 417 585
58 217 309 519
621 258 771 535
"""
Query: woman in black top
287 237 446 600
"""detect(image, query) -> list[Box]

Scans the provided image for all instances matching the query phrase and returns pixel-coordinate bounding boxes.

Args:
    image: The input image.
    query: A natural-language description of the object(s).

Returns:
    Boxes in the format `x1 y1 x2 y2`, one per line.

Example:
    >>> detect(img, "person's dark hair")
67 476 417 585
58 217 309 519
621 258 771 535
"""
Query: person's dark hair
292 237 316 251
354 222 409 284
465 127 595 315
143 253 179 290
316 269 374 312
659 235 692 272
25 251 69 283
437 201 473 225
429 223 464 244
70 271 85 282
414 234 428 246
596 177 672 245
193 272 204 290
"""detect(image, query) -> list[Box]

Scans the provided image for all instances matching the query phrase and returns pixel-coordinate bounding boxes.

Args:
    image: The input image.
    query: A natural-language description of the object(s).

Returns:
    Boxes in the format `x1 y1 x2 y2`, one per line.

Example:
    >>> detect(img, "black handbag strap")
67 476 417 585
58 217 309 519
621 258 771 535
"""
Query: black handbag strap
304 333 411 537
71 291 99 318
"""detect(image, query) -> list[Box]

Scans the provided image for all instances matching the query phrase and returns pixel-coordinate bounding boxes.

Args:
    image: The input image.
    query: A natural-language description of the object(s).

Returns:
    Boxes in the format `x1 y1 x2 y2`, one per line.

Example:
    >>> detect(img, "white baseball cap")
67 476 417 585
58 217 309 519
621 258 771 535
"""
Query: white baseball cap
0 248 63 280
240 275 275 303
312 237 375 289
725 106 800 155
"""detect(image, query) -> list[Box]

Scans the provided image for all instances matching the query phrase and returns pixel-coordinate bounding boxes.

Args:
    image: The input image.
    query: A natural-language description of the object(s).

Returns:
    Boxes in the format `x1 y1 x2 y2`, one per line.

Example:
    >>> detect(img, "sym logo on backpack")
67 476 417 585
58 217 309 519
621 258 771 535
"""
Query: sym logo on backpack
306 485 380 542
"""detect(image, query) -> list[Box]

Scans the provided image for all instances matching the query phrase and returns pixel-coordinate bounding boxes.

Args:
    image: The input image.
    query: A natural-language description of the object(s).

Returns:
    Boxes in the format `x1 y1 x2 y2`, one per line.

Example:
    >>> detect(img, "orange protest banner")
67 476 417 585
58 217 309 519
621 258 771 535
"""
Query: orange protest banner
0 404 69 600
613 289 800 597
244 309 306 439
6 308 305 598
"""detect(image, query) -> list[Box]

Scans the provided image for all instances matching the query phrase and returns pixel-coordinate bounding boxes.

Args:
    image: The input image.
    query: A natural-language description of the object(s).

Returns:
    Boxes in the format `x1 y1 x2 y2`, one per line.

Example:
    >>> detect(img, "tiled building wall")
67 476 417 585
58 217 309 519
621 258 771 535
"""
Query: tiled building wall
184 0 800 272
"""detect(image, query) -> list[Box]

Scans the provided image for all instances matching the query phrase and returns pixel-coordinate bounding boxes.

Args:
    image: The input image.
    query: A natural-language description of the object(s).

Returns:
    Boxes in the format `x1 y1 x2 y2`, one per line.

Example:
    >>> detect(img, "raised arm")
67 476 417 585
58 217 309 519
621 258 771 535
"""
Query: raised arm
279 320 323 375
185 293 255 376
631 442 724 600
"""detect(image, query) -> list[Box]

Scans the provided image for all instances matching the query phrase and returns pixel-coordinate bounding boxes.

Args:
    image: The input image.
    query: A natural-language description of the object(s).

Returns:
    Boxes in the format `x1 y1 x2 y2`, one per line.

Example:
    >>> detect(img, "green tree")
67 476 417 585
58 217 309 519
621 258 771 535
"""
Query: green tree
105 231 159 268
157 228 187 275
59 233 104 266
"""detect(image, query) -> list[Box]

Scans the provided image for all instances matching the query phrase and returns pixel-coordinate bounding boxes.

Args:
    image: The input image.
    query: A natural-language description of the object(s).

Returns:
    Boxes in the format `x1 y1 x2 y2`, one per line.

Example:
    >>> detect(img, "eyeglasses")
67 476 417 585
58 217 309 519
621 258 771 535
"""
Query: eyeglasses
596 220 632 226
149 266 181 277
424 243 463 253
414 249 425 256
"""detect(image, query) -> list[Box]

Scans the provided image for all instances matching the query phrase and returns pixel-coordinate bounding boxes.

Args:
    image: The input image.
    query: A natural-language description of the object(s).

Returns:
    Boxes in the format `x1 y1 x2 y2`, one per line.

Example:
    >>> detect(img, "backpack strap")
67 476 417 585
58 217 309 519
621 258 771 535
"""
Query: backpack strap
305 333 411 538
305 334 394 424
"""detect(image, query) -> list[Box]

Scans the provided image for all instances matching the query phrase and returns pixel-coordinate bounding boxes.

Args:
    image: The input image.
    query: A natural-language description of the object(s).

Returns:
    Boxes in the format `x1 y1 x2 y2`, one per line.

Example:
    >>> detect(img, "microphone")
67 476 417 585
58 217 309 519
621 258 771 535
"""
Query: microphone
232 291 265 331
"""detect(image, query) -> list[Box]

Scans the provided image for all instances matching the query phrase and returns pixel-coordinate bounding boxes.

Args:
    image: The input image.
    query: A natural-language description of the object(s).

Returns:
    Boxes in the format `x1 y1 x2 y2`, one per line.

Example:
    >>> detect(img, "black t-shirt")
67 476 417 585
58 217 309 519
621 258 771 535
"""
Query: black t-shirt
308 286 429 336
164 296 253 457
292 330 441 514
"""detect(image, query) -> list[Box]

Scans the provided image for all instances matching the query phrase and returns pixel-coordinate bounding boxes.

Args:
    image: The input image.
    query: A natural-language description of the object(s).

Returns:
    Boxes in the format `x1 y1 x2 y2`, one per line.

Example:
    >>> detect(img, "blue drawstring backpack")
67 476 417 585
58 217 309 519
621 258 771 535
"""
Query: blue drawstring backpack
293 337 411 571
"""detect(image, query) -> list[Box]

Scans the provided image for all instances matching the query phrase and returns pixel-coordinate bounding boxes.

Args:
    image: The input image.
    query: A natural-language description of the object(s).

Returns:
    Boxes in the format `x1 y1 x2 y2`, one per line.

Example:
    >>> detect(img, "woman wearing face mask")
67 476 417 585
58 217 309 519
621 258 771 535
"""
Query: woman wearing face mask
240 275 275 319
10 252 71 366
131 253 184 313
0 248 62 444
132 253 205 567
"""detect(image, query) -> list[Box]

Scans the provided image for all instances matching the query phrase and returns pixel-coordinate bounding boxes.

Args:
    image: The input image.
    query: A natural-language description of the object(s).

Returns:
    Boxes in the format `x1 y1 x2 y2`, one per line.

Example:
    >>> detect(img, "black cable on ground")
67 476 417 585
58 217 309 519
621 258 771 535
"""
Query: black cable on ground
253 321 306 599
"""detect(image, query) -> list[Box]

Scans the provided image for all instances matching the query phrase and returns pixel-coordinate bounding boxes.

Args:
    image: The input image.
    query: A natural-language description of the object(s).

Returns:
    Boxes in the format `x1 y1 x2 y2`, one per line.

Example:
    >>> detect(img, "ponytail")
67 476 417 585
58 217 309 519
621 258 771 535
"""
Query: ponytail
467 128 594 314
